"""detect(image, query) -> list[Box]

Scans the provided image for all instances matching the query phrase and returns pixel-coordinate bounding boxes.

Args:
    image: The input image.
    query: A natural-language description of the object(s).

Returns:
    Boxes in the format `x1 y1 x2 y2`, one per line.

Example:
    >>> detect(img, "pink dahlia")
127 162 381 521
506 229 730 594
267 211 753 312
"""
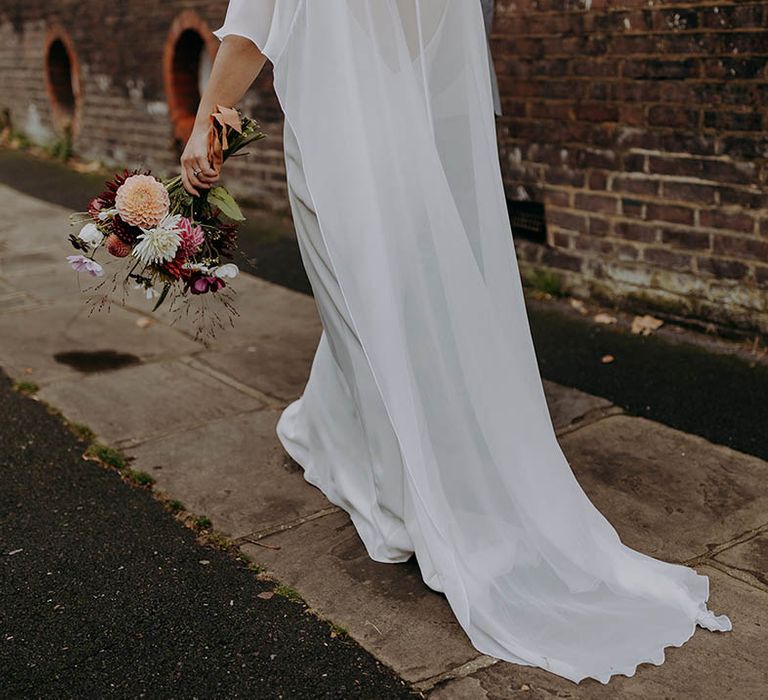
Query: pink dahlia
178 217 206 257
115 174 170 229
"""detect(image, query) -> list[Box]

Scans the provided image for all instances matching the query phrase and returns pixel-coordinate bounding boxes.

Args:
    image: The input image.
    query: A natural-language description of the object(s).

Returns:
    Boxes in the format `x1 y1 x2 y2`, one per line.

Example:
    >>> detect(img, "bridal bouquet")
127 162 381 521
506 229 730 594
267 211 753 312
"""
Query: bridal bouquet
66 106 265 339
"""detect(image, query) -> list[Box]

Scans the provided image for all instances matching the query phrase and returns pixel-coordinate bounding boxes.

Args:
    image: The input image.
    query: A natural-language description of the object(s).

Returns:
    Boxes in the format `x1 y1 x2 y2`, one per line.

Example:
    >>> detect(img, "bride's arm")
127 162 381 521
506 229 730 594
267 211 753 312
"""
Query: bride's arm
180 35 268 196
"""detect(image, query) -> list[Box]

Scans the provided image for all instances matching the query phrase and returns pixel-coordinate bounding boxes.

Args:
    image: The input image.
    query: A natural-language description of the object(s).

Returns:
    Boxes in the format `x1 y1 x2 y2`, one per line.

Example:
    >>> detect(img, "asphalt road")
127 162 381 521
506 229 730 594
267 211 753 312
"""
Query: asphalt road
0 373 415 699
527 302 768 460
1 148 766 461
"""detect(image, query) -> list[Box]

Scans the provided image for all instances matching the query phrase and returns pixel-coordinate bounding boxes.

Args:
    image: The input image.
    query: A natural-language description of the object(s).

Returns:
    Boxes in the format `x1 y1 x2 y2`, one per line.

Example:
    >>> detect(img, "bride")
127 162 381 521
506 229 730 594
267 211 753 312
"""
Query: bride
180 0 731 685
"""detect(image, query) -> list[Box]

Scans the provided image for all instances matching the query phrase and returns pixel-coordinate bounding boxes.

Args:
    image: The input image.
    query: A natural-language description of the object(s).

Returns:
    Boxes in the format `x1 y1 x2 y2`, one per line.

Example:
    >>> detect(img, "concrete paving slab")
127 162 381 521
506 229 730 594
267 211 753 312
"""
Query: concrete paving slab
542 380 618 433
1 245 61 269
193 275 321 400
127 408 331 539
0 290 40 314
0 301 202 385
561 415 768 562
155 273 321 351
240 511 479 684
0 212 72 257
0 187 71 224
1 260 89 303
199 337 319 403
714 529 768 592
429 568 767 699
37 360 265 445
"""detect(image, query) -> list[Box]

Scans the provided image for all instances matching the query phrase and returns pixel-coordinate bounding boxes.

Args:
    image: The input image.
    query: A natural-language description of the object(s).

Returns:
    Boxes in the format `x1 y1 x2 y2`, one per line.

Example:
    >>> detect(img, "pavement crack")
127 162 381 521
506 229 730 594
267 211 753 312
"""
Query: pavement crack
413 654 499 693
554 405 624 438
700 560 768 595
237 506 342 545
682 520 768 566
116 406 276 450
180 356 286 409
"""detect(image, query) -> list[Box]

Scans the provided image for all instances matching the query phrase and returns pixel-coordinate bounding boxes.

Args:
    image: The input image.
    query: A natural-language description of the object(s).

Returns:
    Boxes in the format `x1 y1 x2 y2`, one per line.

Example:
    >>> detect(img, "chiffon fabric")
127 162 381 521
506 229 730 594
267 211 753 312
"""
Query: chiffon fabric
214 0 731 684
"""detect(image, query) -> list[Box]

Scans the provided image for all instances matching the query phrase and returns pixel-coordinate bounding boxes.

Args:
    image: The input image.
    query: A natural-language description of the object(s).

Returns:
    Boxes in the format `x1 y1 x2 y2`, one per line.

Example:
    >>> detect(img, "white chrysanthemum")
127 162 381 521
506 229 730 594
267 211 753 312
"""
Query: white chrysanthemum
132 214 182 265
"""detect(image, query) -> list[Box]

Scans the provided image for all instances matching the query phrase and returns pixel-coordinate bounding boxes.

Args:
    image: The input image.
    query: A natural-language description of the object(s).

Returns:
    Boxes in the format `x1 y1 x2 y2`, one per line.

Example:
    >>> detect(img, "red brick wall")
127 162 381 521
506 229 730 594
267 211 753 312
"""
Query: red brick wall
491 0 768 334
1 0 767 333
0 0 288 208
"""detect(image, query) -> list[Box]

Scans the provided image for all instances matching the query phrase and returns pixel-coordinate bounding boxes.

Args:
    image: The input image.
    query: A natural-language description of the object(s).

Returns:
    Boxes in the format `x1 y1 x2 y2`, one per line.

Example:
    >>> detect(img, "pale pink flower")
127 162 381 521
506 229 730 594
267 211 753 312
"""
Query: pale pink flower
115 174 170 229
66 255 104 277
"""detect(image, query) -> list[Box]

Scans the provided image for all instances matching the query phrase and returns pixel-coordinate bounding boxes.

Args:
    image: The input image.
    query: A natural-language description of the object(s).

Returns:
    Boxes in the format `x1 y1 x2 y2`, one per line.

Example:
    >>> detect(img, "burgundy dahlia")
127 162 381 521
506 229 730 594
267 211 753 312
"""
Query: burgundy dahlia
162 249 188 280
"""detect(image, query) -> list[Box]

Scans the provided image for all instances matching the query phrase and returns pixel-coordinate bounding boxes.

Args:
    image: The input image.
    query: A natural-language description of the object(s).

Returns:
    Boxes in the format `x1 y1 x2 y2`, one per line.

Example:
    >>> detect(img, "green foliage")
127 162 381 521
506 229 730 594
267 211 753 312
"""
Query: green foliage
85 442 127 470
152 282 171 312
527 269 564 297
167 499 184 512
195 516 213 531
208 186 245 221
329 622 348 638
46 136 73 162
13 380 39 395
65 420 95 443
45 124 74 162
274 584 303 603
1 125 31 149
125 469 155 487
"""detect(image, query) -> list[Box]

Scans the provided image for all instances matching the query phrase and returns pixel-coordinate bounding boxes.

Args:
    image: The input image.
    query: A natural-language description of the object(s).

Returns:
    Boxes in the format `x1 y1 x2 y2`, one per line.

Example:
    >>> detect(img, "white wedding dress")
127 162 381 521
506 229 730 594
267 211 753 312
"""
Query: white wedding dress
215 0 731 684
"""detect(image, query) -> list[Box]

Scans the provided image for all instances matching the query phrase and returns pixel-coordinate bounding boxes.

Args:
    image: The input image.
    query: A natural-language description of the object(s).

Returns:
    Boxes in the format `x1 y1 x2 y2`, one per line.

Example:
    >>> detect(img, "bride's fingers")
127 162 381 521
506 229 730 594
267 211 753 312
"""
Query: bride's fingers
181 168 199 197
194 157 219 186
185 166 208 193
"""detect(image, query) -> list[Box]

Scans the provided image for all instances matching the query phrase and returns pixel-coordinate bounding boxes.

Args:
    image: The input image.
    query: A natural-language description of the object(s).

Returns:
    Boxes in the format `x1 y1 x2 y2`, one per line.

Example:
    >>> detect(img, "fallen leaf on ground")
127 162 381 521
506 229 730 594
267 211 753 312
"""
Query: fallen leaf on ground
135 317 155 329
631 314 663 336
257 591 274 600
601 354 615 364
594 313 618 325
569 298 588 315
70 160 104 174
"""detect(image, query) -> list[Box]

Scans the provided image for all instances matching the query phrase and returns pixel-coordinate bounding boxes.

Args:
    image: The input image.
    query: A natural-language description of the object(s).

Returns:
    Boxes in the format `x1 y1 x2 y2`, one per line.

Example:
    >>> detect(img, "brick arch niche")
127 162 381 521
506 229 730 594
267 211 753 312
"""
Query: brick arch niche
164 11 218 148
44 27 81 137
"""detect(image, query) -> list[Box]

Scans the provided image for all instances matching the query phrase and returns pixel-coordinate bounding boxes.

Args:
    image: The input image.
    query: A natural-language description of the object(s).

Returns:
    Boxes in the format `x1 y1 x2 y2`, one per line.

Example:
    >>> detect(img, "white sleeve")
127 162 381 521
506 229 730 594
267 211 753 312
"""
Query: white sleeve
213 0 301 64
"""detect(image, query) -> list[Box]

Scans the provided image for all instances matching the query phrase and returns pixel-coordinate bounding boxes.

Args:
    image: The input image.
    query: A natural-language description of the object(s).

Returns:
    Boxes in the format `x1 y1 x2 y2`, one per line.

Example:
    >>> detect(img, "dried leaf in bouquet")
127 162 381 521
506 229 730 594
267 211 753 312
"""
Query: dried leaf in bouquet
208 104 242 161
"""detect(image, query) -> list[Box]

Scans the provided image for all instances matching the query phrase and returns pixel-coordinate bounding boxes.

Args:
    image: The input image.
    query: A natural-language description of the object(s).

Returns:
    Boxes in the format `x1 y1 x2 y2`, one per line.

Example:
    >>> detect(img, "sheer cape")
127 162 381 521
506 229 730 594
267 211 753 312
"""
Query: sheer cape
215 0 731 684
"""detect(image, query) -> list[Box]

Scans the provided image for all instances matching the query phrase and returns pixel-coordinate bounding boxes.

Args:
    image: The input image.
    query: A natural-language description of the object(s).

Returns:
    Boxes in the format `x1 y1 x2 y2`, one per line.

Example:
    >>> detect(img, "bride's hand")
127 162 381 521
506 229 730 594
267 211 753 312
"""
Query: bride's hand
180 126 221 197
